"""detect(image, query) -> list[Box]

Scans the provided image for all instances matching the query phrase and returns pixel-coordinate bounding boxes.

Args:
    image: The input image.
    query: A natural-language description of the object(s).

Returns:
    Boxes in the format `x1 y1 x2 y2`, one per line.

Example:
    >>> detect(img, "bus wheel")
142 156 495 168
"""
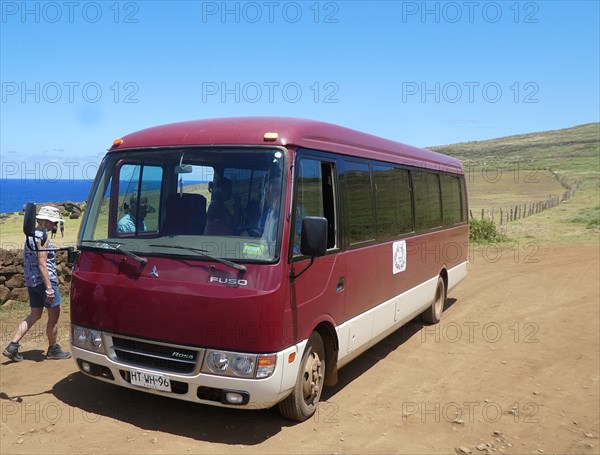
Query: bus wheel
421 276 446 324
278 332 325 421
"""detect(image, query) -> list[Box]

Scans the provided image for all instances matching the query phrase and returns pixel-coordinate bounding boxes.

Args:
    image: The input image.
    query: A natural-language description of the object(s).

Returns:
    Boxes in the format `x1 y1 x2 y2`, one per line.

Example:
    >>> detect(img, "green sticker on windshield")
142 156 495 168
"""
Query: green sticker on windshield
243 243 265 257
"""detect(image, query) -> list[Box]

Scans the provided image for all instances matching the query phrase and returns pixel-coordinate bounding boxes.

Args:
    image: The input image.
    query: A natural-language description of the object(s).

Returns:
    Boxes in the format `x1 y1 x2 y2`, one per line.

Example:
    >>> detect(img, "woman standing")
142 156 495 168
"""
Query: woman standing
2 206 71 362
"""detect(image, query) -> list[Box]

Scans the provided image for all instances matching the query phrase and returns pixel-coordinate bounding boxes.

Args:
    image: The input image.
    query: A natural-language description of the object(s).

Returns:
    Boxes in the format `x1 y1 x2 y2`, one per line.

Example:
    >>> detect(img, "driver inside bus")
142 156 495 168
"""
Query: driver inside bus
204 177 241 235
117 194 149 233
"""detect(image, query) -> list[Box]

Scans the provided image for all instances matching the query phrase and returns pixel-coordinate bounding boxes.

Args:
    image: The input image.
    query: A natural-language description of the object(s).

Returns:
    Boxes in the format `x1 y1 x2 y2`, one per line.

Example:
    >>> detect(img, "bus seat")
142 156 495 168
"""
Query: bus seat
163 193 206 235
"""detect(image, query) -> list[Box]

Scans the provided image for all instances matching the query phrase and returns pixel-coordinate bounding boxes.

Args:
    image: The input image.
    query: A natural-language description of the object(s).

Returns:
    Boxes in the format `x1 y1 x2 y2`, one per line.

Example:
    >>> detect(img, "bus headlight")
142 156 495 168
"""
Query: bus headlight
202 350 276 379
71 324 105 354
231 355 255 377
206 351 229 373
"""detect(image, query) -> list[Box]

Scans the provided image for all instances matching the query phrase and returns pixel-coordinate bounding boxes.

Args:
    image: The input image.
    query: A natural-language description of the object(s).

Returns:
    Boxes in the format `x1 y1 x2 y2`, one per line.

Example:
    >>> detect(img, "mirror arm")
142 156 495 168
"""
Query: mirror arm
25 235 38 252
24 236 75 254
289 257 315 282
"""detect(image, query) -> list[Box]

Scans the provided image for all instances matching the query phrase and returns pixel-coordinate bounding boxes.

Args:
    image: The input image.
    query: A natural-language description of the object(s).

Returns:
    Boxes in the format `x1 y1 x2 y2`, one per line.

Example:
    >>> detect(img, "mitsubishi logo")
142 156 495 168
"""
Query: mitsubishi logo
149 266 159 278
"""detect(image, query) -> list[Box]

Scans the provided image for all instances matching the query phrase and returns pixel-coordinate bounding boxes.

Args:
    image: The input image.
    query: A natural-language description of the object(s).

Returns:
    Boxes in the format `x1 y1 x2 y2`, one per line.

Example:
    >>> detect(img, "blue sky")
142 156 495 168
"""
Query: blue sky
1 0 599 180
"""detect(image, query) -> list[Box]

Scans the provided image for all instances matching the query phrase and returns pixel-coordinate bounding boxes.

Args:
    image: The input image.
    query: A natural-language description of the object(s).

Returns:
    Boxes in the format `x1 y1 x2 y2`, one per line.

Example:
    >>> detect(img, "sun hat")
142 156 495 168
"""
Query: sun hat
36 206 63 223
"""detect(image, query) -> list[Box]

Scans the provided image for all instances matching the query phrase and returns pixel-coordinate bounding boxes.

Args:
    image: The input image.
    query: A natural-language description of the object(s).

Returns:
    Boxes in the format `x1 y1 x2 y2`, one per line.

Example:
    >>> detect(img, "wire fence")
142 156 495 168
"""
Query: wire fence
469 169 580 225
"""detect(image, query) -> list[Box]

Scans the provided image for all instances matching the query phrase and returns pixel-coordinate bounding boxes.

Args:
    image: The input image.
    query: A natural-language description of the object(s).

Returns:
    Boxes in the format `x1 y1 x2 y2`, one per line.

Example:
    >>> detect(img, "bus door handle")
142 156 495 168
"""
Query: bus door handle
336 276 345 292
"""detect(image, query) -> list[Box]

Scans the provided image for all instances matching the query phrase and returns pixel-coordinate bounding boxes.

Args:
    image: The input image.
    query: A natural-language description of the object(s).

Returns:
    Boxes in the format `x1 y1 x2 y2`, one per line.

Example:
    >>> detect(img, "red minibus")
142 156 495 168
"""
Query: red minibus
69 117 468 421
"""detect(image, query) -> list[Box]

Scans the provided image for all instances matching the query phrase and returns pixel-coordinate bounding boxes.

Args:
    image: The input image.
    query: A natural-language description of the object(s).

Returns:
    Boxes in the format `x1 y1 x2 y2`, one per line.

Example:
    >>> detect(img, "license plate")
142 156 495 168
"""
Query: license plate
129 370 172 392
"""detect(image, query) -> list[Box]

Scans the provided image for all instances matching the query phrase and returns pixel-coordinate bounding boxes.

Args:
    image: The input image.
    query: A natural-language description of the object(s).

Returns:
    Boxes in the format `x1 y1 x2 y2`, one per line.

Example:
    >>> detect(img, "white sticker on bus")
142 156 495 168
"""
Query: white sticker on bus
392 240 407 274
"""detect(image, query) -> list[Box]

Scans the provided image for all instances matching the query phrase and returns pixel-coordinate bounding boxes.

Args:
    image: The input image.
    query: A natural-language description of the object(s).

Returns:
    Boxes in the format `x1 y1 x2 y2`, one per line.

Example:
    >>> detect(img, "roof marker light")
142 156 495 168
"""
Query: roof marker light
263 132 278 142
112 139 123 147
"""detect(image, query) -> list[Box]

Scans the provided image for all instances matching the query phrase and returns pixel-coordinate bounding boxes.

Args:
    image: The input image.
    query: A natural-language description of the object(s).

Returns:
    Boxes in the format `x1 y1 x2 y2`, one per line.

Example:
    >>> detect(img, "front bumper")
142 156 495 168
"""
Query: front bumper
71 338 305 410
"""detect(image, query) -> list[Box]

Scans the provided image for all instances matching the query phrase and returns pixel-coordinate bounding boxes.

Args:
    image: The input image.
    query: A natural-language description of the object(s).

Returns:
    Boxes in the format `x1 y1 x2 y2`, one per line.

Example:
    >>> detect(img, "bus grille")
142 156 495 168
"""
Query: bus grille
112 336 199 374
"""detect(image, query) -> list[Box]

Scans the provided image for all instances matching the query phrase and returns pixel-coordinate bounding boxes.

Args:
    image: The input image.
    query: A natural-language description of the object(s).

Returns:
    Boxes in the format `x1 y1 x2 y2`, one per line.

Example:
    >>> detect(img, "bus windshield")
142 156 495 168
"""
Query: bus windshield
80 147 286 263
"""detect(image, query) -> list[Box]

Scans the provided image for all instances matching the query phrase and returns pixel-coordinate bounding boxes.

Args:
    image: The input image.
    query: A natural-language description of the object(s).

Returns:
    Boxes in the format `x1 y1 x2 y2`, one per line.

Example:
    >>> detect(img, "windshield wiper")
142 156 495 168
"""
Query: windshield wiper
80 240 147 265
149 244 246 273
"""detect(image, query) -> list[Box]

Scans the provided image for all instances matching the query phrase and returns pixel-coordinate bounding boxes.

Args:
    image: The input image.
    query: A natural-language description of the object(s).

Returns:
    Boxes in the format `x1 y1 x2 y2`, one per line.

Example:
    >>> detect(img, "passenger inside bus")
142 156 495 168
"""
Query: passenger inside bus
117 194 149 233
204 177 241 235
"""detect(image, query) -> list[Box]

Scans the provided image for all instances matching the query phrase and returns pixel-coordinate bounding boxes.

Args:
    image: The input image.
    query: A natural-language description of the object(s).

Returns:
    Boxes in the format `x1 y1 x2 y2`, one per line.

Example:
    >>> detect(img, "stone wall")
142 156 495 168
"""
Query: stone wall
0 201 84 305
0 248 72 306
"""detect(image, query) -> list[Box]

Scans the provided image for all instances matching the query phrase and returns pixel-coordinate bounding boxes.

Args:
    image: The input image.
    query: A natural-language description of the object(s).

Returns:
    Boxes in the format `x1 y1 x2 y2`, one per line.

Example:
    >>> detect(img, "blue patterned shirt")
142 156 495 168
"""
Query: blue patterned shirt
117 213 147 233
23 230 57 287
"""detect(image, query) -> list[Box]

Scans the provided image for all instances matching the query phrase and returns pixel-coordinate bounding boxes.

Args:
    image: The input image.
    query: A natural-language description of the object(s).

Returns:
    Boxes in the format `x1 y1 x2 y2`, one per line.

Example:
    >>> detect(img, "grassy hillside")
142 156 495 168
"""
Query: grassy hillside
430 123 599 186
431 123 599 245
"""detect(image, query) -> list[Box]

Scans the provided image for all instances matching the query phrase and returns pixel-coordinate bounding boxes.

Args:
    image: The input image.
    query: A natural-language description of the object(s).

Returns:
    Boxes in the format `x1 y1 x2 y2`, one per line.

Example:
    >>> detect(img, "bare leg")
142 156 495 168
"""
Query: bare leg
46 306 62 347
11 308 44 344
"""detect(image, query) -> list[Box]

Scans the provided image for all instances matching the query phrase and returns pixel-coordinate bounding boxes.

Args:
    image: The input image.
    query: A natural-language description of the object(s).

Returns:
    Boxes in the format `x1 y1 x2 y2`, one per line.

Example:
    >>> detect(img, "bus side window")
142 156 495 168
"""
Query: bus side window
292 159 336 257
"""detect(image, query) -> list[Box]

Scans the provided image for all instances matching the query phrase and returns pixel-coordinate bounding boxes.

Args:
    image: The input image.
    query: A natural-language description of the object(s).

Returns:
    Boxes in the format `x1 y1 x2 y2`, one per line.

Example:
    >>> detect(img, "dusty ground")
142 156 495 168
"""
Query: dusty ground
1 244 598 455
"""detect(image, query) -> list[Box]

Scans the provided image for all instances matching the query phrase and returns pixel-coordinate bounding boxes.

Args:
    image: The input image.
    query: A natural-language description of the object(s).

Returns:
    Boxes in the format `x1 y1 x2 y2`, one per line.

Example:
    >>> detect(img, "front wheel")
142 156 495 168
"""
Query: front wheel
279 332 326 421
421 276 446 324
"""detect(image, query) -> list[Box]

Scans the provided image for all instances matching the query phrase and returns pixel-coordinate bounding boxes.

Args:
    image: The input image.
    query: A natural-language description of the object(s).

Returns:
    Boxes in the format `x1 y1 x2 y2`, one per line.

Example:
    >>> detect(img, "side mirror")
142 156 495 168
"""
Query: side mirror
23 202 37 237
23 202 48 251
300 217 328 257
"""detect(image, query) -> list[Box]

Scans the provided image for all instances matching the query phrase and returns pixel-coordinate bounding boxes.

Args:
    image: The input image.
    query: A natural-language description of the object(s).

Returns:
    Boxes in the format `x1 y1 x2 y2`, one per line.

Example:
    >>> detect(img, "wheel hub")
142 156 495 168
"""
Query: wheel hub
302 352 323 402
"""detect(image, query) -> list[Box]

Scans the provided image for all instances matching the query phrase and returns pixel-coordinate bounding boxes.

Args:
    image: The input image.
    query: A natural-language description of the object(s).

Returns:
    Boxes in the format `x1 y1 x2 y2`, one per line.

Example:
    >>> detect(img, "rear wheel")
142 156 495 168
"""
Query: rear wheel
279 332 325 421
421 276 446 324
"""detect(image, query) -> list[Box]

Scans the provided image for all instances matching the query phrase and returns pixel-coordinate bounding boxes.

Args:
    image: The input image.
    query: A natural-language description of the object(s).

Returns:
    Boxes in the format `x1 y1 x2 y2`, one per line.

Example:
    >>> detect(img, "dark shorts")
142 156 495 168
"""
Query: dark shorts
28 282 61 309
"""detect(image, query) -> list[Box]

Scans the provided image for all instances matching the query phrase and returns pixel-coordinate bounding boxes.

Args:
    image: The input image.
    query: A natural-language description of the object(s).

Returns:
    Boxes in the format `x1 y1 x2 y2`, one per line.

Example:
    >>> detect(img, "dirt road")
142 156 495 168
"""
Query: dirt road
1 245 599 454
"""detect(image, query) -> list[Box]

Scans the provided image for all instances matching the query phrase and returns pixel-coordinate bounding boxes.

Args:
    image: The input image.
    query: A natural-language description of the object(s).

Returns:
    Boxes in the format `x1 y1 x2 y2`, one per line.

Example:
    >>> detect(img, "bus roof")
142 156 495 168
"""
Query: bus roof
110 117 463 174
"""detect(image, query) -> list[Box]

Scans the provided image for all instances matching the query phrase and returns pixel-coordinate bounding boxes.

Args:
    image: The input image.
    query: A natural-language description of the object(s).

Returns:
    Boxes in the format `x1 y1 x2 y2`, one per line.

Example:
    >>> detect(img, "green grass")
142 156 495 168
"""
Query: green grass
0 299 31 319
430 123 600 186
431 122 599 246
570 205 600 229
469 218 510 244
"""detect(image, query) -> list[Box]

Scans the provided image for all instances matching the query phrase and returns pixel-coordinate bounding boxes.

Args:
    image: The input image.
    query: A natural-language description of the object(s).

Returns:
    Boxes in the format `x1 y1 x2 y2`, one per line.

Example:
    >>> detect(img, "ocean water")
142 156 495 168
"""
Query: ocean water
0 179 207 213
0 179 94 213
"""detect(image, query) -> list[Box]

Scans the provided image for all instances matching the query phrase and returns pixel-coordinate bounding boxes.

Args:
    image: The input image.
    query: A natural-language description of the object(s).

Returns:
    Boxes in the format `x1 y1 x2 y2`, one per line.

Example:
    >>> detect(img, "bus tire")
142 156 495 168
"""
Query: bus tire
421 276 446 324
278 332 326 421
